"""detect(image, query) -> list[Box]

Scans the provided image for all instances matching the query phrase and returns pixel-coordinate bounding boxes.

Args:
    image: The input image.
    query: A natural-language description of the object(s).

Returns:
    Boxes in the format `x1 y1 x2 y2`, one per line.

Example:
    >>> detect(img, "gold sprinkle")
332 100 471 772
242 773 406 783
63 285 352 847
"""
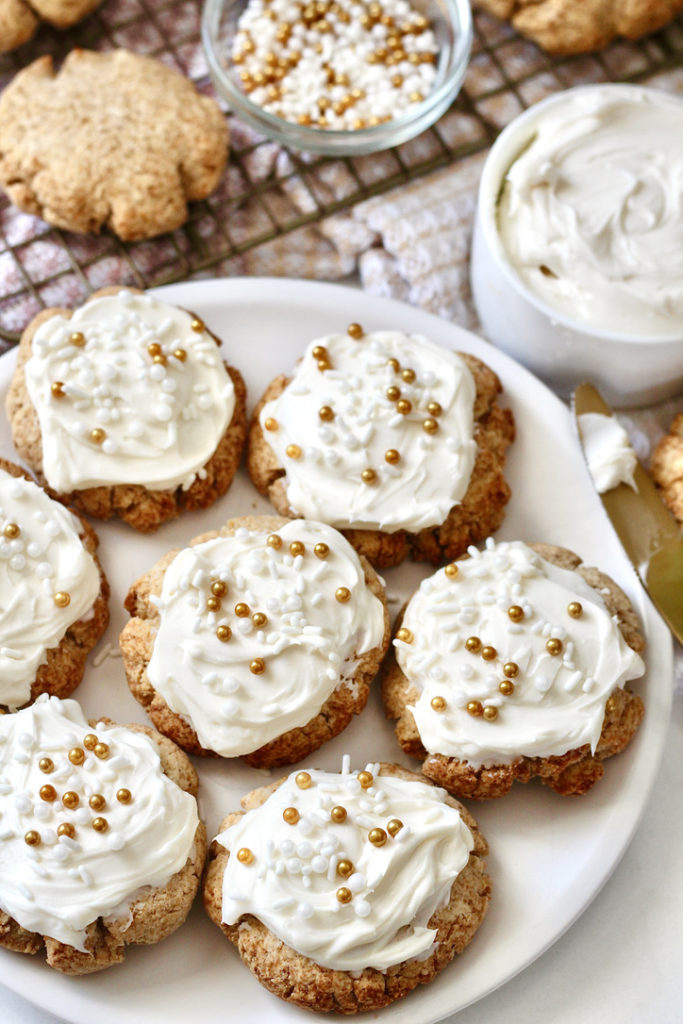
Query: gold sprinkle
116 789 132 804
430 696 447 712
62 791 79 809
508 605 524 622
216 625 232 642
295 772 312 789
93 742 109 760
283 807 300 825
252 611 268 628
427 401 442 416
401 368 416 383
173 348 187 362
314 542 329 559
368 827 387 846
83 733 98 750
57 822 75 839
357 770 373 789
237 847 255 865
361 468 377 484
90 428 106 445
409 91 424 102
89 794 106 812
235 602 250 617
483 705 498 721
384 448 400 464
147 342 162 357
206 596 221 612
391 74 403 87
54 591 71 608
51 381 65 399
289 541 305 557
3 522 20 539
191 317 205 332
153 354 167 365
68 747 84 765
465 636 482 653
39 758 54 774
39 784 56 802
422 417 438 434
444 563 459 578
337 858 353 878
386 358 400 372
318 405 334 421
387 818 403 837
546 638 563 656
335 586 351 603
264 417 279 432
267 533 282 549
499 679 515 696
336 886 352 904
24 830 41 847
298 113 312 126
70 331 86 347
396 626 413 644
396 399 412 415
250 658 266 675
503 662 519 678
286 444 302 459
312 345 328 360
481 645 497 661
347 322 364 339
330 805 347 823
568 602 583 618
467 700 483 717
209 582 227 601
92 817 108 833
386 385 401 401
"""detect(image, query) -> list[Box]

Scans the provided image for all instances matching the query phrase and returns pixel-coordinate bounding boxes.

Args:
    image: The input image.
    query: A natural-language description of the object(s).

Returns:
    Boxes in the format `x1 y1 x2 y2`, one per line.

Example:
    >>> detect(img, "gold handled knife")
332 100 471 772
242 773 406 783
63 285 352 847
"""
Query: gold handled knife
573 383 683 646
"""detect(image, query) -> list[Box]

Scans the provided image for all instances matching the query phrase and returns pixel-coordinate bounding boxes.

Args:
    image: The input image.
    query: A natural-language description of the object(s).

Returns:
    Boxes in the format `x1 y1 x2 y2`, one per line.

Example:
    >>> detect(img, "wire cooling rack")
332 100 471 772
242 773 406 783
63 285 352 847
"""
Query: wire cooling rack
1 1 683 345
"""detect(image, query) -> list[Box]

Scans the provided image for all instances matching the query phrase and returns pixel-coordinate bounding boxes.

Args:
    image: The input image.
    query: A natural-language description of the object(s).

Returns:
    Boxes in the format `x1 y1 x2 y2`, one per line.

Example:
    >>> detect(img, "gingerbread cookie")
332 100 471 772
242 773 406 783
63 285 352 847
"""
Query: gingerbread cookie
476 0 683 55
247 325 514 568
203 760 491 1013
0 457 108 712
0 49 228 239
0 0 101 54
382 539 645 798
0 695 206 974
650 412 683 526
6 288 247 532
120 515 390 766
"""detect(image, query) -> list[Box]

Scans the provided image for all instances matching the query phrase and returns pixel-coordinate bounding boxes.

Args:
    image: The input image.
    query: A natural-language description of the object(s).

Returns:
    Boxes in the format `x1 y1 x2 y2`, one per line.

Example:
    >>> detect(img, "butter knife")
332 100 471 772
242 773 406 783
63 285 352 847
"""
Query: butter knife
573 383 683 646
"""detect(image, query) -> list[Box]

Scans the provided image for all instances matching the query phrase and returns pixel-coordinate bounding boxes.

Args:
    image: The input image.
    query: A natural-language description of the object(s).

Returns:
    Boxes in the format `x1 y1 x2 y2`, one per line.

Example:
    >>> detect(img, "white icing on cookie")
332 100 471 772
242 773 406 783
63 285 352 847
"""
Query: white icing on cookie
259 330 477 532
396 539 644 767
0 470 101 710
0 696 199 951
24 291 235 493
145 520 386 757
218 763 474 971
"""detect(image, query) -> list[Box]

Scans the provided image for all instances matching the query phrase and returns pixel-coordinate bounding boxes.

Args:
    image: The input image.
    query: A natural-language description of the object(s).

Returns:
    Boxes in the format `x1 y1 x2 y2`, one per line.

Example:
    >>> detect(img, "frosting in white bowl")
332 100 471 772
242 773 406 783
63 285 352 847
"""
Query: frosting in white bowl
395 539 644 768
497 85 683 338
217 762 474 971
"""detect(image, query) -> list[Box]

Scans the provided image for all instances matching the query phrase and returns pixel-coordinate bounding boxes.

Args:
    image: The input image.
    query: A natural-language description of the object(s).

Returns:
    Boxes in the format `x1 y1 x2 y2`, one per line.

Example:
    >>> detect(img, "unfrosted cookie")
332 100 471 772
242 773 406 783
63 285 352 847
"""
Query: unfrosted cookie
0 0 101 54
0 457 108 712
247 325 515 569
476 0 683 55
0 49 227 239
0 695 206 974
6 288 247 532
120 515 390 766
382 539 645 798
650 412 683 526
203 760 491 1014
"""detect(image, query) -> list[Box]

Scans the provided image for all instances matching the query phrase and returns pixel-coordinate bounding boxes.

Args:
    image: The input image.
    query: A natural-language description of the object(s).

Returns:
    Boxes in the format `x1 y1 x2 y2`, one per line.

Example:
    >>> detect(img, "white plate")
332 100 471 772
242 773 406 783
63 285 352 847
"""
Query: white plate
0 279 673 1024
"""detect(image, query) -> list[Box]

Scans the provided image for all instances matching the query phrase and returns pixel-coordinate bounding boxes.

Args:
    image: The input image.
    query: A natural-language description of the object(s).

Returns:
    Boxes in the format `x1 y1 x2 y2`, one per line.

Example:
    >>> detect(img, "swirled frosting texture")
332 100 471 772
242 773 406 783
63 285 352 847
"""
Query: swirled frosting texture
259 330 477 532
0 470 100 709
218 764 474 971
396 539 644 767
578 413 638 494
146 521 386 756
24 291 235 492
498 86 683 336
0 696 199 951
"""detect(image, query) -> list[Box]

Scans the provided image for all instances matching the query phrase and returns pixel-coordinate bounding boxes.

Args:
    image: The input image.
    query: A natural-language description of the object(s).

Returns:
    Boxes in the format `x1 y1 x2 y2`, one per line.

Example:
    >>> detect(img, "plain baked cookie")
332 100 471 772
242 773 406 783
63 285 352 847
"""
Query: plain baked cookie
0 456 108 712
650 412 683 526
120 515 390 766
475 0 683 55
6 287 248 532
0 0 101 54
247 325 515 569
0 49 227 239
203 761 491 1014
0 695 206 975
382 539 645 798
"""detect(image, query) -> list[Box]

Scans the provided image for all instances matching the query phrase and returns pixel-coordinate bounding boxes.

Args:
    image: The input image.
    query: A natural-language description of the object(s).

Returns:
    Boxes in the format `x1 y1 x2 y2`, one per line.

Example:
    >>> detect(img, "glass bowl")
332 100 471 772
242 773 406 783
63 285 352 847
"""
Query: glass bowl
201 0 472 155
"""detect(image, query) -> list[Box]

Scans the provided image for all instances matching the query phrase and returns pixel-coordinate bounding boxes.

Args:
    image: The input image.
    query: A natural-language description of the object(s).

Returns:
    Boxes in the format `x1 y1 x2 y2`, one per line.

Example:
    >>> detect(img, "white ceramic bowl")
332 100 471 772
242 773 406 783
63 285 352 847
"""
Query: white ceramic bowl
470 85 683 408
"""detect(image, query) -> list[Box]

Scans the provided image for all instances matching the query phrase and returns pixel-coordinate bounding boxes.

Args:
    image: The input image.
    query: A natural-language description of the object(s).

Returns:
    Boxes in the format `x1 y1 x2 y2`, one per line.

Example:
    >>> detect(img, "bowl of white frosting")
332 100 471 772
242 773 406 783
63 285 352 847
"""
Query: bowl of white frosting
470 84 683 407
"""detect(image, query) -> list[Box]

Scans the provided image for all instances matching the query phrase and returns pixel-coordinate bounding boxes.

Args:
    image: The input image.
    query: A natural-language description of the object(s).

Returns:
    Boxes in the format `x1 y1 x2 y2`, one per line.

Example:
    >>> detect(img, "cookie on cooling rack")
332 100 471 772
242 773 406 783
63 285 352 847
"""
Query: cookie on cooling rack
475 0 683 55
120 515 390 766
0 457 108 712
650 412 683 526
0 0 101 54
6 287 247 532
0 695 206 974
382 538 645 798
247 324 515 569
0 49 227 238
203 760 491 1014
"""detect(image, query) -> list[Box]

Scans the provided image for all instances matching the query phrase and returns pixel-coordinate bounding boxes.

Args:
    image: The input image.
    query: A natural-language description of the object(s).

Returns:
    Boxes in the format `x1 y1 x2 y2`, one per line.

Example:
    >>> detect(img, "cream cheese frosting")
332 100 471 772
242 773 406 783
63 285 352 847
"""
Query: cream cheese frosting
578 413 638 494
0 696 199 951
497 85 683 336
24 290 235 493
0 469 101 710
145 520 386 757
396 538 644 767
217 761 474 971
259 329 477 532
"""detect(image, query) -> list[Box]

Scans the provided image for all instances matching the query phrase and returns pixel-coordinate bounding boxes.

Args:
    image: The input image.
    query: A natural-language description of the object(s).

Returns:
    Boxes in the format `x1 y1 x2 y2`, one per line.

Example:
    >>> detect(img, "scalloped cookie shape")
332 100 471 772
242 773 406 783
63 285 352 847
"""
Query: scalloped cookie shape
0 49 229 240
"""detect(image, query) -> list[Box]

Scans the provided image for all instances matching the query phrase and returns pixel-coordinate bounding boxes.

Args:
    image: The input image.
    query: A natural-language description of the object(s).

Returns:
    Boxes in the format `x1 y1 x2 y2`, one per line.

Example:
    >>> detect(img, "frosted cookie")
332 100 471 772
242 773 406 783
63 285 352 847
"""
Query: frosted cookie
382 539 646 798
120 516 390 767
0 49 227 239
247 324 515 568
203 760 491 1014
0 695 206 974
6 288 247 532
650 412 683 526
0 0 101 54
475 0 683 55
0 457 108 712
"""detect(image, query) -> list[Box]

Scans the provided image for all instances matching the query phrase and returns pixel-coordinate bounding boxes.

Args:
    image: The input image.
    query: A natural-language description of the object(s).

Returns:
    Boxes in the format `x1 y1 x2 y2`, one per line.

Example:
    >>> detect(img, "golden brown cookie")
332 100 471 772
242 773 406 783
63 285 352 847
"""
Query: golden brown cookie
0 49 227 239
0 0 101 53
6 287 247 532
203 762 491 1013
120 514 390 766
650 412 683 526
476 0 683 55
247 328 515 569
0 697 206 974
382 540 645 798
0 456 109 712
